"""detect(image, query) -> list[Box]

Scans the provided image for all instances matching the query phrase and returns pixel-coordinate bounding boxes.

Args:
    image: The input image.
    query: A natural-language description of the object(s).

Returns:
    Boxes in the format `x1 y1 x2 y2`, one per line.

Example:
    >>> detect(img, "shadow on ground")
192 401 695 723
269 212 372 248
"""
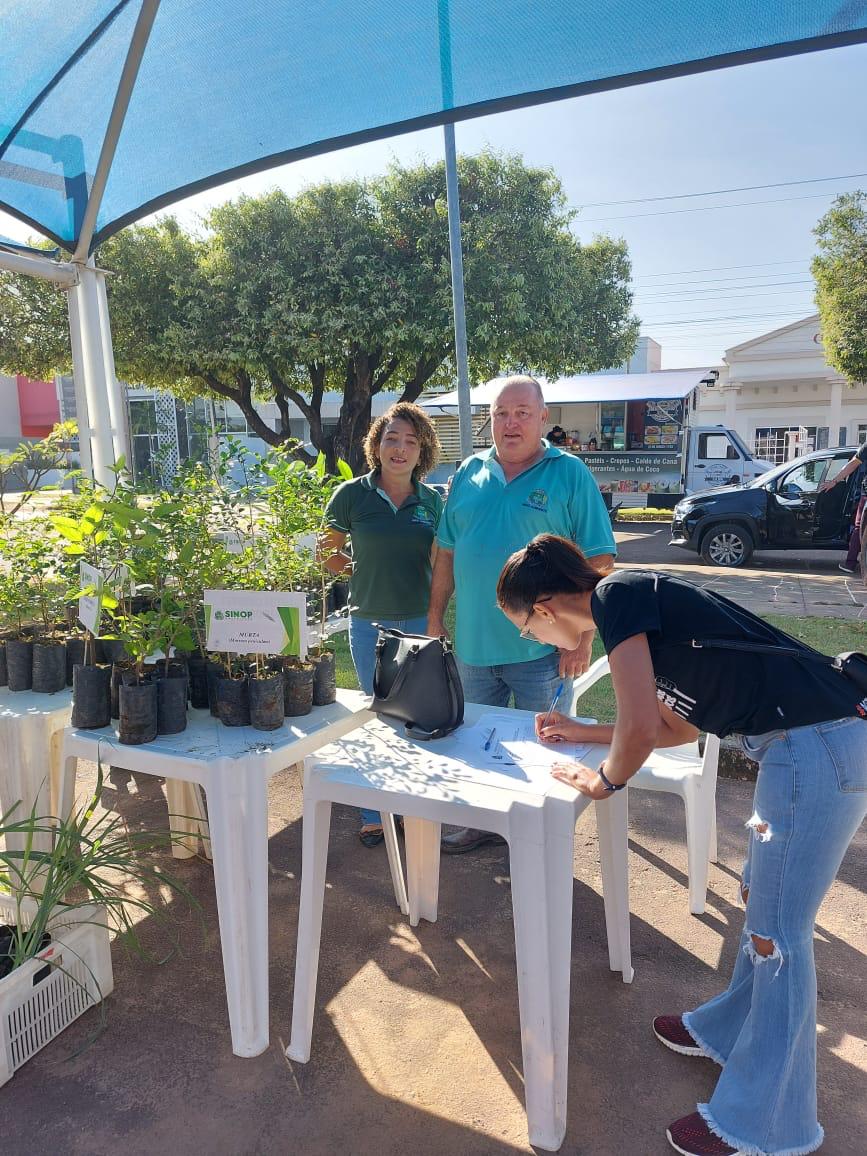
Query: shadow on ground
2 764 864 1155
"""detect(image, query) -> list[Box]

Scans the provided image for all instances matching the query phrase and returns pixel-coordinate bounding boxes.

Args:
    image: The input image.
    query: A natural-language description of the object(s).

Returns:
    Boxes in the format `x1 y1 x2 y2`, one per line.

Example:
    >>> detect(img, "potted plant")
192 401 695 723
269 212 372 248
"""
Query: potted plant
142 457 246 710
110 610 163 744
0 521 40 691
52 496 125 725
148 592 197 734
257 447 347 708
0 768 197 1083
247 654 284 731
21 523 70 693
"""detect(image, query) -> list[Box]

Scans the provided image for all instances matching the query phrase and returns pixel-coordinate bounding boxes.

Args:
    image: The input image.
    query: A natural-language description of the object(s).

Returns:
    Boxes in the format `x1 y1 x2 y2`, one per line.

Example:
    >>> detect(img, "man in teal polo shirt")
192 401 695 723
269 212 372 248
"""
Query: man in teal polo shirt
427 375 616 853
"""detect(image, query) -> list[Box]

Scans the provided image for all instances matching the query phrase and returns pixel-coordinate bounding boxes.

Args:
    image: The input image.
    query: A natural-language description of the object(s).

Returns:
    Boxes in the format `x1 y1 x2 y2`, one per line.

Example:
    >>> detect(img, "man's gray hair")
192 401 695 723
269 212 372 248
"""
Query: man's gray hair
493 375 546 407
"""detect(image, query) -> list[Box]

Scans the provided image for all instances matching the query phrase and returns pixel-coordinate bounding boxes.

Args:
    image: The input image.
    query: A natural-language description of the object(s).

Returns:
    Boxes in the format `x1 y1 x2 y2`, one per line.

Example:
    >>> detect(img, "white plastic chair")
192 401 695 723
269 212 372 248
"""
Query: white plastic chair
570 656 720 915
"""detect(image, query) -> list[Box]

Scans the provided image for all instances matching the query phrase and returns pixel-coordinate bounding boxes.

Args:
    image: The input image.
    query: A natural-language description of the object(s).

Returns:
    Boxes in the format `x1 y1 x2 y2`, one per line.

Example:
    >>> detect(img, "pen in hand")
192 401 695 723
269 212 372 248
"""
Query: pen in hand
539 681 565 737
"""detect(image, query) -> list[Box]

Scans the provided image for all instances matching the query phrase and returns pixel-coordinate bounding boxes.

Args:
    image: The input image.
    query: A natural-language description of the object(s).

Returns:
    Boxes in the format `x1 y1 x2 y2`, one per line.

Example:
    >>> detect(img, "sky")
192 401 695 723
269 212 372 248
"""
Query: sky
2 42 866 372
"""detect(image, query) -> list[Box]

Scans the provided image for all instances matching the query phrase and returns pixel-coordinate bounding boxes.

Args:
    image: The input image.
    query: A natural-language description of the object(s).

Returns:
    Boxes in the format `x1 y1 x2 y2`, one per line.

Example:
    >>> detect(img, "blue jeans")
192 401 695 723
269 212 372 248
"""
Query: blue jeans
684 717 867 1155
348 614 427 826
455 649 569 714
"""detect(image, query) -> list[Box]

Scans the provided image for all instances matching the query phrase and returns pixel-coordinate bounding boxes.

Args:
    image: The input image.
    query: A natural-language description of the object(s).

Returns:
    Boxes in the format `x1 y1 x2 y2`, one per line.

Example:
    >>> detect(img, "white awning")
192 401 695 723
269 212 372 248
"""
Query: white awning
419 368 715 412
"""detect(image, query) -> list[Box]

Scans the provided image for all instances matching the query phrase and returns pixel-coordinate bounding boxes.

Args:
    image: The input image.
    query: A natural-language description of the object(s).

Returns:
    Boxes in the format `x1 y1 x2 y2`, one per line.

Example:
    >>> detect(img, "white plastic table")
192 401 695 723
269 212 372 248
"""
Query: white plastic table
59 690 373 1058
0 686 210 863
0 687 72 857
288 703 632 1152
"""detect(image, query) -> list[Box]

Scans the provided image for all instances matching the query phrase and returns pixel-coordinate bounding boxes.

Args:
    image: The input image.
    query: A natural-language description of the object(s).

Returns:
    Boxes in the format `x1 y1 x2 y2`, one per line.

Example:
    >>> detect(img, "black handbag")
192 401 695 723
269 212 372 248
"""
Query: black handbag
371 627 464 740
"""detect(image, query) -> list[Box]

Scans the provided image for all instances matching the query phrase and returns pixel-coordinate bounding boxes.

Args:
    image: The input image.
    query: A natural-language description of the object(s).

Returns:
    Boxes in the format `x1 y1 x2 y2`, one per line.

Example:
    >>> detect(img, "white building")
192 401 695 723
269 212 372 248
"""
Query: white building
695 314 867 463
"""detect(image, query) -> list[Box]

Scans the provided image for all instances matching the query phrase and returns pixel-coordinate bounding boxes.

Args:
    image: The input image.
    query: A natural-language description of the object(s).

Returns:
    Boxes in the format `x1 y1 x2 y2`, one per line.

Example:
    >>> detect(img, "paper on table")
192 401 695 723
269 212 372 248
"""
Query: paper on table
463 712 593 769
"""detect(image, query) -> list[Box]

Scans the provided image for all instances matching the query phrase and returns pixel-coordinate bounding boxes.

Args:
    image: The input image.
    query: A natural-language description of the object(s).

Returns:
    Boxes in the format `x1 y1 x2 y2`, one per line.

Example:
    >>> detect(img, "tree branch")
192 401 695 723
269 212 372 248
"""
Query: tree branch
235 368 282 446
398 350 450 402
371 355 400 395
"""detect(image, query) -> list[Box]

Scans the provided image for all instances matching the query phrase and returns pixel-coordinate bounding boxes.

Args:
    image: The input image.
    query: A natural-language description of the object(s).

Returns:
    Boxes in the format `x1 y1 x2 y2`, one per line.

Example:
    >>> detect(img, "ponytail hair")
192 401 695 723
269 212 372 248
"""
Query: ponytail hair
496 534 603 614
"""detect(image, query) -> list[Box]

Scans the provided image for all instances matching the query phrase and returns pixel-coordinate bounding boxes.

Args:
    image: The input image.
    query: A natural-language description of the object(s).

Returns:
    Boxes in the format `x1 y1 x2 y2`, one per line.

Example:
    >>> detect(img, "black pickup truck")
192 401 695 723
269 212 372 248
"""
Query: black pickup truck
670 446 861 567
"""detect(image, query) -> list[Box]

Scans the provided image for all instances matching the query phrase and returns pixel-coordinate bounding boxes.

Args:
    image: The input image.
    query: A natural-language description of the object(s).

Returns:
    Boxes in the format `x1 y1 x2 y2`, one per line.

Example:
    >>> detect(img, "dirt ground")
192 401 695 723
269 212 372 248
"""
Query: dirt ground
3 757 865 1156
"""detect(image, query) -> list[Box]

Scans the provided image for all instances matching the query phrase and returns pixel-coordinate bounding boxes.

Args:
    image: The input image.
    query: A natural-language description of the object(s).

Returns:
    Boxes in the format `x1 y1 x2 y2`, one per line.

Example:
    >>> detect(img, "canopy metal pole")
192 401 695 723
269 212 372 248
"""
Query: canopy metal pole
0 247 96 479
72 0 161 261
70 262 117 489
443 123 473 460
94 263 130 466
0 247 78 286
65 290 94 481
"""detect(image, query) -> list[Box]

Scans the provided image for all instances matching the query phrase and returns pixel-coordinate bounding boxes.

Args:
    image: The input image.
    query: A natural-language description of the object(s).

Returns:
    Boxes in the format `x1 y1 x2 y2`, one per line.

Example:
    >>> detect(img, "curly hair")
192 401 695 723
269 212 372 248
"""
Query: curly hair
364 402 441 481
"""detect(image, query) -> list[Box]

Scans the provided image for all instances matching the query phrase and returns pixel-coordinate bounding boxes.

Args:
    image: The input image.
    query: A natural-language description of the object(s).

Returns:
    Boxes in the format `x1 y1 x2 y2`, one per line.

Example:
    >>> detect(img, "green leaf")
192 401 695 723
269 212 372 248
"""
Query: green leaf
314 452 326 479
336 458 353 481
51 517 82 542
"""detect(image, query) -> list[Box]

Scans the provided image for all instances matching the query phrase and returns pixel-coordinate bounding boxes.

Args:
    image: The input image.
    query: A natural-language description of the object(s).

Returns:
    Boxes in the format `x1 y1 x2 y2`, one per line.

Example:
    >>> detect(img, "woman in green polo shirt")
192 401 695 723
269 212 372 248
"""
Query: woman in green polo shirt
320 402 443 847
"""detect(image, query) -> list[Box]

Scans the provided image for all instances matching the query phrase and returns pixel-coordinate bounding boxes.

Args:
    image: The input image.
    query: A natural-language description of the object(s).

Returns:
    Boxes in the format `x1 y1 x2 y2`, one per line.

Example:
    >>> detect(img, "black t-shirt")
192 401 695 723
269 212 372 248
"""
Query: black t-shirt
590 570 866 737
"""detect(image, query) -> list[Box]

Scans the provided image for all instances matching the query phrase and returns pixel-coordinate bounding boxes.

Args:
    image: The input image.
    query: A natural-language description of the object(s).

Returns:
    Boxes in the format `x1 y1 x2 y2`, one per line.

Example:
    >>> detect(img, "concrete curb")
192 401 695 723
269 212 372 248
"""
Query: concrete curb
697 733 758 781
717 738 758 781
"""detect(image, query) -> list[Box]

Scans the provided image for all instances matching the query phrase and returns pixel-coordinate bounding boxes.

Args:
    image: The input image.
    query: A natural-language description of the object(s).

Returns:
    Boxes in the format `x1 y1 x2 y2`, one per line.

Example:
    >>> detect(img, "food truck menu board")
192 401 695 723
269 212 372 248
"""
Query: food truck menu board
576 451 682 495
643 399 684 448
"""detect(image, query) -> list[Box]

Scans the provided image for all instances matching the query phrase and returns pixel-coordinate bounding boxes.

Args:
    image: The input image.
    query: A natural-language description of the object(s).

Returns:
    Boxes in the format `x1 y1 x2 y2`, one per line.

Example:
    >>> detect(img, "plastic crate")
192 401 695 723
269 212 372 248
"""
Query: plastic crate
0 892 113 1085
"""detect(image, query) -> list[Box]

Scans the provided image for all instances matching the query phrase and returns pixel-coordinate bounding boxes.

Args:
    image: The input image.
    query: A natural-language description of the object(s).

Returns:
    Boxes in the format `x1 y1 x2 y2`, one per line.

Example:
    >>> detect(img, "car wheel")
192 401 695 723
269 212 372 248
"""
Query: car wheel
700 523 754 567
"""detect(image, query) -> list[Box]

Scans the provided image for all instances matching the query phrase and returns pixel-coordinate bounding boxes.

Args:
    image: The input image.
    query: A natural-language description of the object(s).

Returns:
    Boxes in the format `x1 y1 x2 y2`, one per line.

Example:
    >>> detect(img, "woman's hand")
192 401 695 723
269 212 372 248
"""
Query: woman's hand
535 710 585 743
551 761 610 800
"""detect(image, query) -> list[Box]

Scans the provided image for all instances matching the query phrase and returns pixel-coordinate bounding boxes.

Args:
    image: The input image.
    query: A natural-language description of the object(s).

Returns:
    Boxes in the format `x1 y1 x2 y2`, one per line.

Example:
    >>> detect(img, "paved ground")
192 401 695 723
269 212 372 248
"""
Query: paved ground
614 523 867 621
2 756 865 1155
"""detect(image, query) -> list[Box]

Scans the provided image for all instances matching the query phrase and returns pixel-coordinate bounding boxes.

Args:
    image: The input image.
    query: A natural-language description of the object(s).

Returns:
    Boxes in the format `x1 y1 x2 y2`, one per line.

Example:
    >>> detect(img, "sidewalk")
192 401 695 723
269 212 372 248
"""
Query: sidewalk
3 757 865 1155
620 558 867 621
613 525 867 621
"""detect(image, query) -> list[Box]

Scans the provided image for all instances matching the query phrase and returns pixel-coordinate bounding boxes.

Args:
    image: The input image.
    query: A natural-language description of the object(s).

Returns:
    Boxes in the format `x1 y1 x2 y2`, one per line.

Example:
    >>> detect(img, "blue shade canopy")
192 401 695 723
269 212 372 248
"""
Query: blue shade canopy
2 1 866 253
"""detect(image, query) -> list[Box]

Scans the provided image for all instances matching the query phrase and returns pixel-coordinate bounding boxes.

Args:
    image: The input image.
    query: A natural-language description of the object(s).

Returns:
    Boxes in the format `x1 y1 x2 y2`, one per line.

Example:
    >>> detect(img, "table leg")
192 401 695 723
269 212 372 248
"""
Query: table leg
191 784 213 860
204 764 270 1057
509 816 574 1152
595 789 633 983
286 794 333 1063
165 779 210 860
381 812 409 916
57 747 78 826
48 727 65 821
403 817 440 926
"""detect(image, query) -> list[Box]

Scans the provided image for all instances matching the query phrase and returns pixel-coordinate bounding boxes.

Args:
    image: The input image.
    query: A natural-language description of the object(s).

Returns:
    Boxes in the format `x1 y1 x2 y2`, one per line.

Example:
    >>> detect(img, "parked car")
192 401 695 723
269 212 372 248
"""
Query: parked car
670 446 862 567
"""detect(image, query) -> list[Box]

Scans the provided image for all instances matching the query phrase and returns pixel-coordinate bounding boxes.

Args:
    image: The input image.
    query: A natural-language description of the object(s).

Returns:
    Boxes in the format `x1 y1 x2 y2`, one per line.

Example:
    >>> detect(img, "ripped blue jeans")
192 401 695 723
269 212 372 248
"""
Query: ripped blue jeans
684 717 867 1156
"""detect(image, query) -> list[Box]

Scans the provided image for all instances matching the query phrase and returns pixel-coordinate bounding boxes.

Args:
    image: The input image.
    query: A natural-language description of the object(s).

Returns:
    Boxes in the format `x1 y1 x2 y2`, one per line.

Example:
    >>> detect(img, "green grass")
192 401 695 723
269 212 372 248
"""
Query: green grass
334 610 865 726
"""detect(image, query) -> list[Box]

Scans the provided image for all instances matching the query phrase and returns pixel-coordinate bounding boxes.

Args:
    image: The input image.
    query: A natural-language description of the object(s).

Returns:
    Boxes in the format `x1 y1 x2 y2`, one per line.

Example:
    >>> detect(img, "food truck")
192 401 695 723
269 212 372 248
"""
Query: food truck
421 369 774 505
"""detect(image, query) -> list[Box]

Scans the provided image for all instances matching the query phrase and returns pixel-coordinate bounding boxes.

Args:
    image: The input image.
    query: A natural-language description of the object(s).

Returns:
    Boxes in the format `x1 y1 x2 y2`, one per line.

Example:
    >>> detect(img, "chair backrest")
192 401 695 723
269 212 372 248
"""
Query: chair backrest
570 655 611 712
572 655 720 785
699 731 721 783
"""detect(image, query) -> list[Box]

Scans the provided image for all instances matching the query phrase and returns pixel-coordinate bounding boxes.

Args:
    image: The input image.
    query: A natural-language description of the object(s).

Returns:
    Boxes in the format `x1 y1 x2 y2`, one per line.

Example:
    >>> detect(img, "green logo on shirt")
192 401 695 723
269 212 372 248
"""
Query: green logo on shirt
412 505 436 526
524 489 549 511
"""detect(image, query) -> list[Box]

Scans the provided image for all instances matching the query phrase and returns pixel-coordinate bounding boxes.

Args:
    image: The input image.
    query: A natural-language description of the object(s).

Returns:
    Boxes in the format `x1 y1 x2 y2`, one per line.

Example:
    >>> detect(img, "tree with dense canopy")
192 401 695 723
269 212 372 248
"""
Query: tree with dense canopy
0 152 639 472
812 191 867 387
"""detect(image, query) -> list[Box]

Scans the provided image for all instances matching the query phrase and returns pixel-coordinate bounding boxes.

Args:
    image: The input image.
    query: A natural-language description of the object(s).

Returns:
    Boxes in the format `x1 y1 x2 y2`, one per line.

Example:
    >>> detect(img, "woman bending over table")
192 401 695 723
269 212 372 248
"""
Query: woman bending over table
496 533 867 1156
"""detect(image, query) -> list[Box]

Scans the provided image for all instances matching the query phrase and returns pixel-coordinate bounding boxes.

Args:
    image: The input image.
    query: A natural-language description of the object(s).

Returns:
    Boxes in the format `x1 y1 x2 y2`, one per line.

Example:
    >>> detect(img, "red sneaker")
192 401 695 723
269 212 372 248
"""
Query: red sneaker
666 1112 742 1156
653 1015 704 1056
